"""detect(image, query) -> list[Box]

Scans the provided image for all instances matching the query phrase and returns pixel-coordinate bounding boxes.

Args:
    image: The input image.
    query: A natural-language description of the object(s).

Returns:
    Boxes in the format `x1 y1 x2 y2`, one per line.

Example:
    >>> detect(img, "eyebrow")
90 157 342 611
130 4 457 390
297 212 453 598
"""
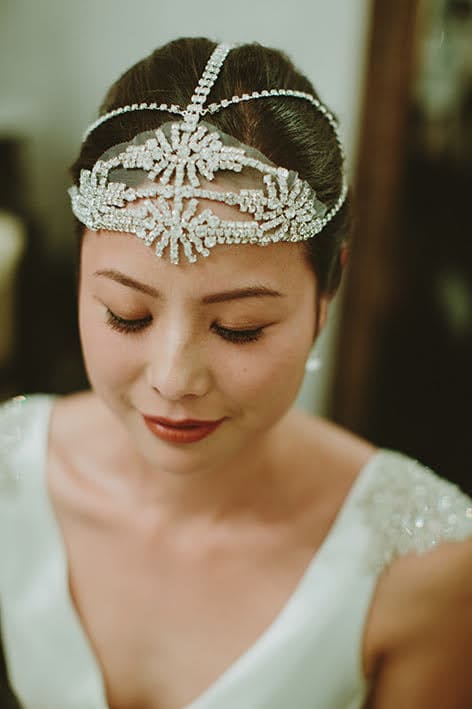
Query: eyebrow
93 269 285 304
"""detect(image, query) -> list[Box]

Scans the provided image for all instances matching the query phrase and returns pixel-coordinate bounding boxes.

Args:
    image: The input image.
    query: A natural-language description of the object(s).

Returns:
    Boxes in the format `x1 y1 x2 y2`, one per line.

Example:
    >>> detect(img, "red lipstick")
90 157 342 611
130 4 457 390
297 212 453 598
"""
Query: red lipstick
142 415 225 444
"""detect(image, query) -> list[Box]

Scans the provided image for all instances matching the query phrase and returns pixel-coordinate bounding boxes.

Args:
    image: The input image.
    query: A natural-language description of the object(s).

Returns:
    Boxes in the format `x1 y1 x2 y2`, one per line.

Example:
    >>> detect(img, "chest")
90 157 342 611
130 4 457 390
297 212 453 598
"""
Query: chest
59 516 327 709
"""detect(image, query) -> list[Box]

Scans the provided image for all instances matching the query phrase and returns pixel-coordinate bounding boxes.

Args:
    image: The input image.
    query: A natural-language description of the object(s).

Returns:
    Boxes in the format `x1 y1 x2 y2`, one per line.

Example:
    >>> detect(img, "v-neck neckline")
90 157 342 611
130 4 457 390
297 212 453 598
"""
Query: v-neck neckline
35 394 381 709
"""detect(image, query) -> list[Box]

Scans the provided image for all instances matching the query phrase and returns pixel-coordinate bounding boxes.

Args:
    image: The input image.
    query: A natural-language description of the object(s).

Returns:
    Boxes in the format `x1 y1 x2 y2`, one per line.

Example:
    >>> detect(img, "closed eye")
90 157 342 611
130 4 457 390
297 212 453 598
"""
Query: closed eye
106 309 152 334
105 309 265 344
212 324 265 344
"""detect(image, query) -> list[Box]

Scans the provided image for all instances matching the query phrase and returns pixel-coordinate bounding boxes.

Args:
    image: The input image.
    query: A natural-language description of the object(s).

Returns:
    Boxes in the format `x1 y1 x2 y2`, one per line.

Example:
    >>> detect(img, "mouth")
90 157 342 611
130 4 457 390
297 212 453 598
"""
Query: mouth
142 415 226 443
143 416 225 429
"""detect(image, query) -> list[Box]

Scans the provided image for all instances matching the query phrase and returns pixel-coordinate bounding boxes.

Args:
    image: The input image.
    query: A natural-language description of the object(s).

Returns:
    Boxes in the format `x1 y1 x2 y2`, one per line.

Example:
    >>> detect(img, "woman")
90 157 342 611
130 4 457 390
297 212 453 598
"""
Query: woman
1 38 471 709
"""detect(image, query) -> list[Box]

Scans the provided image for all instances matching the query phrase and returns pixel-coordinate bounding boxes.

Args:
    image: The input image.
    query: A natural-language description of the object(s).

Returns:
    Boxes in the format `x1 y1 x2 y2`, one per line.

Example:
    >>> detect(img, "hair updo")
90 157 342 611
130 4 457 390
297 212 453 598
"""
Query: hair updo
71 37 351 311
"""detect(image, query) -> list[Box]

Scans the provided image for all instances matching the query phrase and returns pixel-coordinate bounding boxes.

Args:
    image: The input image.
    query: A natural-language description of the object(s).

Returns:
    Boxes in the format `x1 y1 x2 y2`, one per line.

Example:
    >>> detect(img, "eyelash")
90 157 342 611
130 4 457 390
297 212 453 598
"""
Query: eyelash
105 309 265 344
106 310 152 333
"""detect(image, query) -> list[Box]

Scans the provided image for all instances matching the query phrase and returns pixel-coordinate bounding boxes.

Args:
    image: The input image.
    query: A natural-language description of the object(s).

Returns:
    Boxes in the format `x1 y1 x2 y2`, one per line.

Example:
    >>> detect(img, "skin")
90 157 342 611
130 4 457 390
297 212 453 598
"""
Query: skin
49 208 375 708
47 202 472 707
77 225 330 522
363 539 472 708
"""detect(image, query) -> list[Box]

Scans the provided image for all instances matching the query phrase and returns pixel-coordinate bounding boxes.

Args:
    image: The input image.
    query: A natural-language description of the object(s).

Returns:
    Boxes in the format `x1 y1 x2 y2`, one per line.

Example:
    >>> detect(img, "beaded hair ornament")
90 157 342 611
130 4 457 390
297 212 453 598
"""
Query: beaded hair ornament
69 43 348 265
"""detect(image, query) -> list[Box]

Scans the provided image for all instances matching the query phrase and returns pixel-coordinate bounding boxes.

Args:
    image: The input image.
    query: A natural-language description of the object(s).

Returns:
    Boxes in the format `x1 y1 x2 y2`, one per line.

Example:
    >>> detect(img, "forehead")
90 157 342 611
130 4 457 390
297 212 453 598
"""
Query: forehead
81 228 315 300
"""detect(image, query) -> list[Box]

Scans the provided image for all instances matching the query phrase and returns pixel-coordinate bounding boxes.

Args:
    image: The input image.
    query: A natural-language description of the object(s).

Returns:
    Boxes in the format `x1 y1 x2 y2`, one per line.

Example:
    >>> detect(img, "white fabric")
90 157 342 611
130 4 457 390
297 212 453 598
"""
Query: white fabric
0 395 471 709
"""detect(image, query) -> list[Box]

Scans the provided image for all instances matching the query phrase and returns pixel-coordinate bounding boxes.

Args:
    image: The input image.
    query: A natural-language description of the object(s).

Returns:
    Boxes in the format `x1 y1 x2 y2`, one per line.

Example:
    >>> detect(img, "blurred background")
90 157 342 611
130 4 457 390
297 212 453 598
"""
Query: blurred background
0 0 470 491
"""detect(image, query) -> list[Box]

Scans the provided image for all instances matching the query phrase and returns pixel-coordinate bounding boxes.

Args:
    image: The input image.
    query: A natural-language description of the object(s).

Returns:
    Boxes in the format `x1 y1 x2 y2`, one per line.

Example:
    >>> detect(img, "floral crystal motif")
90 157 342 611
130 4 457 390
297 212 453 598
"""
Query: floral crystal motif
69 120 331 265
357 451 472 573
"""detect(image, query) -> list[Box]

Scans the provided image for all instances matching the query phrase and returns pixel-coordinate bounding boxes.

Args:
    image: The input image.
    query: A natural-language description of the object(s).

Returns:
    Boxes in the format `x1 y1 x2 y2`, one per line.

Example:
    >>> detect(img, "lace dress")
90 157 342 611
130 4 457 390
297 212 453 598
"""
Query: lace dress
1 395 471 709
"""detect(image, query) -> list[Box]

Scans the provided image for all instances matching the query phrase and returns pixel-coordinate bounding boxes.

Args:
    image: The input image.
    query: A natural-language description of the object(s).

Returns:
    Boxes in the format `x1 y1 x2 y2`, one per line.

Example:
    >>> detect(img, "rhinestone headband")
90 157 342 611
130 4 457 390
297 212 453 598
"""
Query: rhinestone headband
82 90 344 148
70 43 348 265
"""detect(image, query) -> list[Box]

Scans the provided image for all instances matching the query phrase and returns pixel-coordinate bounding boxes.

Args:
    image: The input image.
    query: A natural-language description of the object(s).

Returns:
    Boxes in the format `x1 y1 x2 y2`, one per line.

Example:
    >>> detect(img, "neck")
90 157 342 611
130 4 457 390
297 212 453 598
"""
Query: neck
109 407 297 527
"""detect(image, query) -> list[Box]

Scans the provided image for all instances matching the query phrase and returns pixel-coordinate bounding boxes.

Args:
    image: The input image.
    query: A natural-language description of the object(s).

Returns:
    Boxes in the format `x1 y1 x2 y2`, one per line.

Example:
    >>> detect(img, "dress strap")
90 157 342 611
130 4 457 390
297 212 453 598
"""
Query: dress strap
355 449 472 572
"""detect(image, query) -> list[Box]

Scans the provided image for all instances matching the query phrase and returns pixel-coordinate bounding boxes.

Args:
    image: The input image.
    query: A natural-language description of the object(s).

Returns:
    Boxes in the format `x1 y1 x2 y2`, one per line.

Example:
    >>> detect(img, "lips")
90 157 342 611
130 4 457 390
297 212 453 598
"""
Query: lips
142 415 225 443
144 416 223 429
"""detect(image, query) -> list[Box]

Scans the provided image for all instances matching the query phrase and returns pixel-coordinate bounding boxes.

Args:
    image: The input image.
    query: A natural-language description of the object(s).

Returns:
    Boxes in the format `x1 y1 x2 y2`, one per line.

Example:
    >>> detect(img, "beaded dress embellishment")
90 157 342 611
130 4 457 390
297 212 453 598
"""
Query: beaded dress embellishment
358 451 472 573
0 395 27 490
69 43 347 265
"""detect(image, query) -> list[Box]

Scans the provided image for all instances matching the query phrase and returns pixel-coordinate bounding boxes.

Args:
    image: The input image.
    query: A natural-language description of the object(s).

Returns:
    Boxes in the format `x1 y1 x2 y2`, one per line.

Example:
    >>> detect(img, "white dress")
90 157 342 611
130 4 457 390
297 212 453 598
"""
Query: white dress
1 394 471 709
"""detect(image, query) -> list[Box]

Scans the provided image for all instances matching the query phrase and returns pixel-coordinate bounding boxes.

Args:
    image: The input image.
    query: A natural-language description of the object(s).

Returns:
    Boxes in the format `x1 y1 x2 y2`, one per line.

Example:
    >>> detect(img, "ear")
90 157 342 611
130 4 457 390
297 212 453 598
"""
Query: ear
317 244 349 334
318 294 331 333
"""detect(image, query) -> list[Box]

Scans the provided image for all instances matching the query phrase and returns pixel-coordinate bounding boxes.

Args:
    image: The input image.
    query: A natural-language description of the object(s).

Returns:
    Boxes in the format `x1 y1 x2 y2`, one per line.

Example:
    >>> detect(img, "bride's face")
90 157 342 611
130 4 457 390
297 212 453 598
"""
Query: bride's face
78 223 325 471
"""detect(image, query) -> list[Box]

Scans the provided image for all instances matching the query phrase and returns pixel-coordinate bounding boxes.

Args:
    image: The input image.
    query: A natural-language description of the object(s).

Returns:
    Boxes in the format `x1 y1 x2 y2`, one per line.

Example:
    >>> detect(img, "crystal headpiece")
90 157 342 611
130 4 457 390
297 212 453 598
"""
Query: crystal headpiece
69 43 348 265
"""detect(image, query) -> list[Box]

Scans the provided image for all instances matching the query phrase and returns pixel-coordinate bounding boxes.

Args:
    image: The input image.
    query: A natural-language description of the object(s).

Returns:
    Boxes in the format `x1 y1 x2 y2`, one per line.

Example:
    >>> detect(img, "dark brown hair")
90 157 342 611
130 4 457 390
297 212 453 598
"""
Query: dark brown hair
71 38 351 337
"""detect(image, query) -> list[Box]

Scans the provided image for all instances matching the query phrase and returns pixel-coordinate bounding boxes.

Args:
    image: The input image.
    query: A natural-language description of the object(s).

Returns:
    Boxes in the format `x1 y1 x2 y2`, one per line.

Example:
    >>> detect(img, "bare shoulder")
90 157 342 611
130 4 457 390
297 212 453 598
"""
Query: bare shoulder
288 407 378 483
50 390 112 442
364 538 472 707
48 391 128 514
275 408 379 542
49 390 127 464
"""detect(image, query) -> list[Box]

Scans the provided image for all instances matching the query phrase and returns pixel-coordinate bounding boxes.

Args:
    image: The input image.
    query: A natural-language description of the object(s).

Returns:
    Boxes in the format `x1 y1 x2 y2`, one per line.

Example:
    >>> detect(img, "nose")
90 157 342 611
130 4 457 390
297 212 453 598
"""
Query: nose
146 335 212 401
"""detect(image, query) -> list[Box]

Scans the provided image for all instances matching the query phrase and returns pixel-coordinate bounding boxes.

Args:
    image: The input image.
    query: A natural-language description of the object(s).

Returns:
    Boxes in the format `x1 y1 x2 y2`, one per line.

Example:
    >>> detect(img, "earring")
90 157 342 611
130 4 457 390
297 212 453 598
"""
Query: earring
305 348 322 373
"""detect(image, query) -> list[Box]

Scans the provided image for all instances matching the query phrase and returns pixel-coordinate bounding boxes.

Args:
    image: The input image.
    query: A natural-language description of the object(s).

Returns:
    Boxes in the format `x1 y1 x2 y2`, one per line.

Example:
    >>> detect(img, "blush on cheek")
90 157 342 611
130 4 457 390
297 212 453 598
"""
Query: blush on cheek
79 301 141 395
231 345 305 416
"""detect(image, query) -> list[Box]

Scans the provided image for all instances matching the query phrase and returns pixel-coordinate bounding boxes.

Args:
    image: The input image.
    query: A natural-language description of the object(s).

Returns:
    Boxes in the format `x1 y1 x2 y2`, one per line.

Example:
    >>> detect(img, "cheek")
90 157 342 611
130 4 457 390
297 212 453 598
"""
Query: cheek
78 294 143 390
224 334 308 414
